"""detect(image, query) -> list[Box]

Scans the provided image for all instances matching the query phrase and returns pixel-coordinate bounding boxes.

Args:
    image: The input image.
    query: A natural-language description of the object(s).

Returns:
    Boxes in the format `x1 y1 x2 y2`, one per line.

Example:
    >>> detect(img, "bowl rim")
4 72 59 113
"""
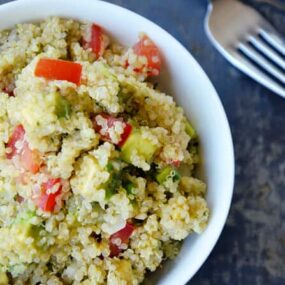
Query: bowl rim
0 0 235 284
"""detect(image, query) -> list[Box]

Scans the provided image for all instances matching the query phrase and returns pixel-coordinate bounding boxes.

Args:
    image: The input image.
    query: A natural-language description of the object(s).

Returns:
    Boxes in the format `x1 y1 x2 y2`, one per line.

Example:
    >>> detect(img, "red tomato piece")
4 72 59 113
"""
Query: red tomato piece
6 125 42 173
109 222 135 257
92 113 113 142
93 113 132 147
169 160 181 168
20 141 42 174
117 123 132 147
132 35 161 76
90 24 104 57
37 178 62 212
83 24 106 58
35 58 82 85
6 125 25 159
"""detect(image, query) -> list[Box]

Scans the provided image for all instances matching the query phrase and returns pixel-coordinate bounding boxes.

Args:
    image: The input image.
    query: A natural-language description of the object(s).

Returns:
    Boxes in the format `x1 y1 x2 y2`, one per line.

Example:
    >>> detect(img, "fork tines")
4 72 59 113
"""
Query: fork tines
237 28 285 87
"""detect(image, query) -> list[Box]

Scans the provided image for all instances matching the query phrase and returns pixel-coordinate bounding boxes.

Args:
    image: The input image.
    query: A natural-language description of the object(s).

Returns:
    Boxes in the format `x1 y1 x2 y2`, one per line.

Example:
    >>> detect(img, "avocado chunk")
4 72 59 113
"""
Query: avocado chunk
121 129 158 164
14 223 35 244
13 211 39 244
76 155 101 196
51 92 71 119
0 269 8 285
156 166 180 184
71 154 112 202
0 212 43 266
185 119 197 139
14 210 36 225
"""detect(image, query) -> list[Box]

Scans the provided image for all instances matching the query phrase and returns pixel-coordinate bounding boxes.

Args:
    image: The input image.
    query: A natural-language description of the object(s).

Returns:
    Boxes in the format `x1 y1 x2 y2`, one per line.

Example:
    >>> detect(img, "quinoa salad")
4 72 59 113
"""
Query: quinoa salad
0 17 209 285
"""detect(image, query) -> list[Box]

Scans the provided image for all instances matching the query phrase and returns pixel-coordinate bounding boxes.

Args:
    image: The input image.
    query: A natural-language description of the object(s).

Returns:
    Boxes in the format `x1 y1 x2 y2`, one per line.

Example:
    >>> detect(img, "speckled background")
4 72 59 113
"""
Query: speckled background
0 0 284 284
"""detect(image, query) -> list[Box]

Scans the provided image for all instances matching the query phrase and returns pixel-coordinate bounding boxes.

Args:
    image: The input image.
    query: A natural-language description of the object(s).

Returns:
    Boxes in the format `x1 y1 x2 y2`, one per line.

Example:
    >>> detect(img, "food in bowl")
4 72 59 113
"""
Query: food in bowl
0 17 209 284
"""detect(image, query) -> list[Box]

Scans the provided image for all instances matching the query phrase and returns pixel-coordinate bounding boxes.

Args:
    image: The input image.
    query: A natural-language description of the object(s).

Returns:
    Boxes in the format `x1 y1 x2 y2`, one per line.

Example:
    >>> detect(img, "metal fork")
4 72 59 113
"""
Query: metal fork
205 0 285 98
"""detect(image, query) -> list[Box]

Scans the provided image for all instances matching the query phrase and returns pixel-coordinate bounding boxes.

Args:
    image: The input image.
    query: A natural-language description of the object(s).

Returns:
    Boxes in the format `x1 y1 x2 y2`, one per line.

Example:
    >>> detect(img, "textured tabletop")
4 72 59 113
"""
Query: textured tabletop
0 0 284 284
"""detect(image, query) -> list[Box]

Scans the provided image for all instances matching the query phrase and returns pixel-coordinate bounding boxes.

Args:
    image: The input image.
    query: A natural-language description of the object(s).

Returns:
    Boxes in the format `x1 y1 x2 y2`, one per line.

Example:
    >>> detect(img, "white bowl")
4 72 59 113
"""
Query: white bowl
0 0 235 284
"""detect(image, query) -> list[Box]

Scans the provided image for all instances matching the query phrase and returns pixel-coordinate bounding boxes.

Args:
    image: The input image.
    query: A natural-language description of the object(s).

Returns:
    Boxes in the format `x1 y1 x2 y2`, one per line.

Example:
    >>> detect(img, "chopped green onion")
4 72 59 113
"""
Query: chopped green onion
123 181 135 195
172 170 180 182
156 166 181 184
156 166 172 184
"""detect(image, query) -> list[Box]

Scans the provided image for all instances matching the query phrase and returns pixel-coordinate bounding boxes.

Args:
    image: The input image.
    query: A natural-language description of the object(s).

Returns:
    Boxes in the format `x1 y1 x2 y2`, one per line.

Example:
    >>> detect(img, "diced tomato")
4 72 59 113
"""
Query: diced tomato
6 125 42 173
109 222 135 257
20 141 42 174
37 178 62 212
35 58 82 85
132 35 161 76
93 113 132 147
93 113 113 141
124 60 129 68
83 24 106 58
117 123 132 147
90 24 104 57
6 125 25 159
169 160 181 168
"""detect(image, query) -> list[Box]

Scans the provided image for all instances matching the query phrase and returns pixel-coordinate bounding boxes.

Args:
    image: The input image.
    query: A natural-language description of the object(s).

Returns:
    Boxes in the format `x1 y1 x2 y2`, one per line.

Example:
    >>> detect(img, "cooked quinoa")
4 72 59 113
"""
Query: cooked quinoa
0 17 209 285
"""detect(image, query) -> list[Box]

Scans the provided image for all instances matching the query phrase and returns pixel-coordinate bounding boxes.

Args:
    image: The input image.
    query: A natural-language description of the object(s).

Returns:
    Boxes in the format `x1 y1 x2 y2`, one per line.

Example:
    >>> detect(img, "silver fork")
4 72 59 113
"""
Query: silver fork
205 0 285 98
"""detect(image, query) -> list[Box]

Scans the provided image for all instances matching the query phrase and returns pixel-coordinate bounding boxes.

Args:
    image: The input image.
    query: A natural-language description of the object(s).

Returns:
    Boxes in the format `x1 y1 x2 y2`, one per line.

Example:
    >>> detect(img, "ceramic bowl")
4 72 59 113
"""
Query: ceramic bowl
0 0 235 284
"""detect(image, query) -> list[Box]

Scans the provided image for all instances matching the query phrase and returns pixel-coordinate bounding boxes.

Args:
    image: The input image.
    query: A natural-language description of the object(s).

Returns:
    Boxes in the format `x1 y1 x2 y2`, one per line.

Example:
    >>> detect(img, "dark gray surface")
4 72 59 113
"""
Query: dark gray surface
0 0 284 284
